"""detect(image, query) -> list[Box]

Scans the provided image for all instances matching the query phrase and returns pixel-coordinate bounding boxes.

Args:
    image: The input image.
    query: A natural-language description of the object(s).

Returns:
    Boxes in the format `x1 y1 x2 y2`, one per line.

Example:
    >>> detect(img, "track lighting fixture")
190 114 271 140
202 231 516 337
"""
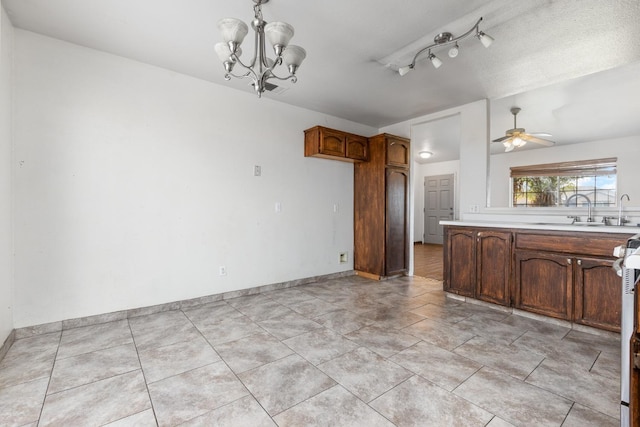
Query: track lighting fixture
397 17 493 76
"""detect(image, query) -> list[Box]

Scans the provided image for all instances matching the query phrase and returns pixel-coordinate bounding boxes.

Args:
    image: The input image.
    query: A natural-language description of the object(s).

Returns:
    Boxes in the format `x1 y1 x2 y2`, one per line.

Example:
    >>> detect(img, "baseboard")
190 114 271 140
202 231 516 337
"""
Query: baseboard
0 329 15 364
14 270 356 340
445 291 620 337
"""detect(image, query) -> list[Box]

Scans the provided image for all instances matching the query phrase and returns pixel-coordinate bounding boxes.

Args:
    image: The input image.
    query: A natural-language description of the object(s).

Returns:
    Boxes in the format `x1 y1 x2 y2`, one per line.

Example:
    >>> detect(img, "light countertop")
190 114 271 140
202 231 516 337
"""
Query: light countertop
440 220 640 235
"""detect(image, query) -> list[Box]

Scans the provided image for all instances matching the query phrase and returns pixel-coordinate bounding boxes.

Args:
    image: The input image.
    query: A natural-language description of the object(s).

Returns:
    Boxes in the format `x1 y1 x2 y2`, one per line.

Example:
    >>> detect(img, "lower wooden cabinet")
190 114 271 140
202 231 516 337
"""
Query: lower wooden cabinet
444 227 511 305
574 256 622 332
476 230 512 305
445 225 631 332
444 228 476 297
513 250 573 320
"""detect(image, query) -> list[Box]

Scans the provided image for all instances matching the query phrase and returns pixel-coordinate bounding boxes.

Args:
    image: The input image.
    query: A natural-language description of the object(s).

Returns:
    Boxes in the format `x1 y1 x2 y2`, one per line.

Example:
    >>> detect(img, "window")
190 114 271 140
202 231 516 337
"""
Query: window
510 158 617 207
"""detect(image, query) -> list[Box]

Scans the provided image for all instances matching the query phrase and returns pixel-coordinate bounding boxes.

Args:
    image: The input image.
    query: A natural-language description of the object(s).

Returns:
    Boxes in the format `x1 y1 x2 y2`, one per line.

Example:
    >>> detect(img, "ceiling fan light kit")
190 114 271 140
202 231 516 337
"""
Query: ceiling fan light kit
493 107 556 152
398 17 493 76
215 0 306 97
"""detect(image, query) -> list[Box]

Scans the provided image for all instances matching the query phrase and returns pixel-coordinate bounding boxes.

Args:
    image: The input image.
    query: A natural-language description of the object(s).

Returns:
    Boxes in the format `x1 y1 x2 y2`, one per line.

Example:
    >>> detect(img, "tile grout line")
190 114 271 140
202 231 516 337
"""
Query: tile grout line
127 318 160 427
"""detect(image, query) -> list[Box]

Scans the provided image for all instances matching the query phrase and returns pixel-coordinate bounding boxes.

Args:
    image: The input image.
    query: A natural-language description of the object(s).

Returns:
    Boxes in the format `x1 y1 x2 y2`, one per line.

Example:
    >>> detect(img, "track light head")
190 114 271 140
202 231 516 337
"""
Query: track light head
428 52 442 69
477 31 494 48
398 65 413 76
448 43 459 58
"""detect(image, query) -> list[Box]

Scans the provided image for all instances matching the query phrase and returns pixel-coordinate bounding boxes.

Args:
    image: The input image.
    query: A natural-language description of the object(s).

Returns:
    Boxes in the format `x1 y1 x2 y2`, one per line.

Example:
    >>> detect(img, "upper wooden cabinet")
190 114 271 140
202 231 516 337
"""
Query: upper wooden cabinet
385 135 410 168
304 126 369 162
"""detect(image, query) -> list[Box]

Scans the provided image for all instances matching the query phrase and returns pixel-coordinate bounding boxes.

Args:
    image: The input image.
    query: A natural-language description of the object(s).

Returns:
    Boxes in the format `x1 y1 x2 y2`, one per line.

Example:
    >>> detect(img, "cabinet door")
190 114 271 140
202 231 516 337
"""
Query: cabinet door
386 138 410 168
476 231 512 305
385 168 408 276
514 250 572 320
444 228 476 297
319 128 346 157
346 135 368 161
574 257 621 332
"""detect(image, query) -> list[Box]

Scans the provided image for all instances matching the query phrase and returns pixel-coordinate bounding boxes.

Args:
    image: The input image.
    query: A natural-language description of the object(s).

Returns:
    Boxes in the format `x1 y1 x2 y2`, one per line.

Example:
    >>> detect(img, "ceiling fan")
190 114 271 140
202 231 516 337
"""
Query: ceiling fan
492 107 555 152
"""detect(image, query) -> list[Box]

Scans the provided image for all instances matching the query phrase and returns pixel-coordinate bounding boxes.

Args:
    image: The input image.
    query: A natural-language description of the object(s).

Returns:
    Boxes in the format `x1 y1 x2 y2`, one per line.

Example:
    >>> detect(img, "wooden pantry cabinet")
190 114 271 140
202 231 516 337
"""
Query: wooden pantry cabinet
304 126 369 162
354 134 410 279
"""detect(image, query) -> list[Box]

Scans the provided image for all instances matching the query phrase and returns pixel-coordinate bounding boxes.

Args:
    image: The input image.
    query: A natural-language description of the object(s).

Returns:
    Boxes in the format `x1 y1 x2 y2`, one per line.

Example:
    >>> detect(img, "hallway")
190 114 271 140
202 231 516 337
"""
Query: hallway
413 243 443 280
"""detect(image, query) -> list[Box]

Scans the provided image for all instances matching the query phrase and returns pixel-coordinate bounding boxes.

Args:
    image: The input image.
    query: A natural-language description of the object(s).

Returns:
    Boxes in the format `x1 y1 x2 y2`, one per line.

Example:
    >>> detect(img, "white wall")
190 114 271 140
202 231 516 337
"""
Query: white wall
412 160 460 242
12 30 377 328
381 98 489 243
0 6 14 344
489 135 640 208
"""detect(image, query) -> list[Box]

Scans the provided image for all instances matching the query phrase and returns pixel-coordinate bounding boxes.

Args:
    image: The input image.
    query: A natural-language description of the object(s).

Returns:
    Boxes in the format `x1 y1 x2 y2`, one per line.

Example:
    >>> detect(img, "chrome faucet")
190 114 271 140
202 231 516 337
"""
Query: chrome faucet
618 194 630 226
565 194 593 222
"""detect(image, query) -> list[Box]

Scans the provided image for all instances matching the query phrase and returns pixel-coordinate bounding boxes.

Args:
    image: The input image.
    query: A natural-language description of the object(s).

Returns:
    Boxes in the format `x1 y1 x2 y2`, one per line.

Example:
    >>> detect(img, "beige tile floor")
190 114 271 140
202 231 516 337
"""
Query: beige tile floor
0 275 621 426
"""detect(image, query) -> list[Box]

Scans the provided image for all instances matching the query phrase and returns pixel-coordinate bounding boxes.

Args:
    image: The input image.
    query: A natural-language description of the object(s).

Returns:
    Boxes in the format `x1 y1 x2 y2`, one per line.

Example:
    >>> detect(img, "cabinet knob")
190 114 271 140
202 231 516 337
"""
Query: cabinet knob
567 258 572 265
577 259 582 266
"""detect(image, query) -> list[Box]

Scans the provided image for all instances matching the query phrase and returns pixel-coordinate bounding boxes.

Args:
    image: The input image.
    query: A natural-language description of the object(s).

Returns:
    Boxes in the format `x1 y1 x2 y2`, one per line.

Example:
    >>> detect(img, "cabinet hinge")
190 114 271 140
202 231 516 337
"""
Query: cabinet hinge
634 352 640 370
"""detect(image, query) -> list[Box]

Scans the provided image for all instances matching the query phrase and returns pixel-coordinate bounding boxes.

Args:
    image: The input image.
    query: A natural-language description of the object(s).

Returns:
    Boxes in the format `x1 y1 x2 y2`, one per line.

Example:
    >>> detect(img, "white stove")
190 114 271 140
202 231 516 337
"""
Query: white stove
614 234 640 427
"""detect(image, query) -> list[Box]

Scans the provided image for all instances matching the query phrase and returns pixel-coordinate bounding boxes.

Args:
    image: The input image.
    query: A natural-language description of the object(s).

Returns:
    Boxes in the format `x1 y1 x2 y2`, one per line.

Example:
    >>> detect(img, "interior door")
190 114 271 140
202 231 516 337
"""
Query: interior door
424 174 454 244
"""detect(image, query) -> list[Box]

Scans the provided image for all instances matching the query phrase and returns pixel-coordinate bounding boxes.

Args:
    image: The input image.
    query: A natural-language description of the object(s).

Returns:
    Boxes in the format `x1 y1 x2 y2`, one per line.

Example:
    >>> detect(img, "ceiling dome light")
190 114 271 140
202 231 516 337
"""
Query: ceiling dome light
419 151 433 159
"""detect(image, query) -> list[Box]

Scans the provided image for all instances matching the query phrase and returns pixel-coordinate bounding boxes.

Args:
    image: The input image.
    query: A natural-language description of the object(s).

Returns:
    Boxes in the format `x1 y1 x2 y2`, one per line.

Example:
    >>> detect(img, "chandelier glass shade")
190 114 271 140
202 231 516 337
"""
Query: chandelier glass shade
398 17 493 76
215 0 306 97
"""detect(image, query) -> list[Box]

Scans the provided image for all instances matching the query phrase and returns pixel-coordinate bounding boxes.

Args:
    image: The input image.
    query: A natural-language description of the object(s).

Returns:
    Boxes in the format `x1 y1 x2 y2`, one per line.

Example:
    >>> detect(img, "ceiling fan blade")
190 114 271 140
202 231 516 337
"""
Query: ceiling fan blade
492 135 511 143
521 134 555 146
530 132 552 137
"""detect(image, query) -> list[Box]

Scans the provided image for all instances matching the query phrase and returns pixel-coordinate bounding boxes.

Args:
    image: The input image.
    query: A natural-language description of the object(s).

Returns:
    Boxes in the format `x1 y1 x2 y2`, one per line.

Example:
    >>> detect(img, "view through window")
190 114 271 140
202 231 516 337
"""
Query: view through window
510 158 617 207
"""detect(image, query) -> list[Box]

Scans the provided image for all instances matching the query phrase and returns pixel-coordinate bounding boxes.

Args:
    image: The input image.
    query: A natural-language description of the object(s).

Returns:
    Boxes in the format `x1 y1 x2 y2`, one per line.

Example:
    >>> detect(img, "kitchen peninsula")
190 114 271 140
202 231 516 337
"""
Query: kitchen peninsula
441 220 638 332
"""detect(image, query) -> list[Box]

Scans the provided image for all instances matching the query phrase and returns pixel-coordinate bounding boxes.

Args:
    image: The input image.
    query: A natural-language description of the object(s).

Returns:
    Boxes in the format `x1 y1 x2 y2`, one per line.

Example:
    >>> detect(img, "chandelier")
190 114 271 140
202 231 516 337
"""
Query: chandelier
214 0 306 97
398 17 493 76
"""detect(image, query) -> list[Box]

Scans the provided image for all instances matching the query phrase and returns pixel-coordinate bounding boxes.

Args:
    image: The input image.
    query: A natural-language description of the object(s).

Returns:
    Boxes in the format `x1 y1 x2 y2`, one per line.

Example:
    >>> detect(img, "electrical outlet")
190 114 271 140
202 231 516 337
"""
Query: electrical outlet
333 204 339 213
339 252 348 263
469 205 479 213
275 202 282 213
219 266 227 276
254 165 261 176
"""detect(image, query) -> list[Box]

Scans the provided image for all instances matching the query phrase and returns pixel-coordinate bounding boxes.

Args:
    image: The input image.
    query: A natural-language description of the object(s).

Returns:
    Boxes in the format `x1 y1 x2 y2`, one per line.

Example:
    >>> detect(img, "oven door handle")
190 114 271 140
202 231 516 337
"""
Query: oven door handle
614 257 624 277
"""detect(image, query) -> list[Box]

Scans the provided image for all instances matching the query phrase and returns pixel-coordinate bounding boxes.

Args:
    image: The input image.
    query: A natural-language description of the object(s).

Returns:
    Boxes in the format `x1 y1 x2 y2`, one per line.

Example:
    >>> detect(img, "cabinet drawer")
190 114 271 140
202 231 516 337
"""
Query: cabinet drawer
515 231 627 258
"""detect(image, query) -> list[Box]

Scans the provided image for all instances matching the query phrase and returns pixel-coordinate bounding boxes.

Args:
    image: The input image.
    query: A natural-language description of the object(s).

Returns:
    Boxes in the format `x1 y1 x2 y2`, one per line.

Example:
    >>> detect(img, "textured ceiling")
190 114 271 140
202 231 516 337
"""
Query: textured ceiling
3 0 640 130
3 0 640 168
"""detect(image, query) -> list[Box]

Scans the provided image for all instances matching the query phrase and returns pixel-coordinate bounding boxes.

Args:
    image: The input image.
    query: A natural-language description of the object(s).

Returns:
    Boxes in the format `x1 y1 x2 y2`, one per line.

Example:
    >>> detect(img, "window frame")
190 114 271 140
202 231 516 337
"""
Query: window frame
510 157 617 208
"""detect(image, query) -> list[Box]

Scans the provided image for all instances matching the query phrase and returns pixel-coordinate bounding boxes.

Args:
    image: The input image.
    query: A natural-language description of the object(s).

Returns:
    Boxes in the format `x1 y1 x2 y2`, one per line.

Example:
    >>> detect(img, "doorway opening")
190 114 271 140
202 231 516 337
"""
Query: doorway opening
424 173 454 245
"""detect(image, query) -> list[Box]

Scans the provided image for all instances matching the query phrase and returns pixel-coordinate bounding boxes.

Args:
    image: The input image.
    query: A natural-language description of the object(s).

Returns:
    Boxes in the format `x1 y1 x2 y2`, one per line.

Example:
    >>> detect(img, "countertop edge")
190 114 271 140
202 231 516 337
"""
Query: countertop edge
440 220 640 235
